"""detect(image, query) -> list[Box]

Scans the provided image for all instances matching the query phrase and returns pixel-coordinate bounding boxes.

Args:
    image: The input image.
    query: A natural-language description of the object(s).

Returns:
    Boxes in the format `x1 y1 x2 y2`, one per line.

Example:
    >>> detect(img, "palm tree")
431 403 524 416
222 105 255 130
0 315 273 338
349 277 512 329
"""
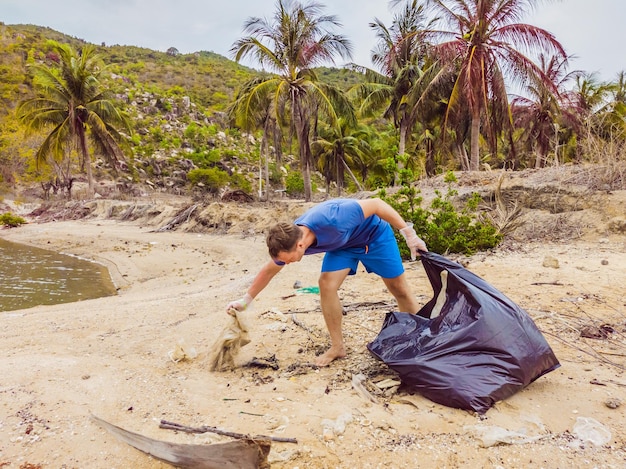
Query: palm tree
351 0 437 183
568 73 618 161
229 76 280 200
230 0 355 201
427 0 567 170
18 40 130 198
511 54 582 168
312 118 368 195
594 71 626 140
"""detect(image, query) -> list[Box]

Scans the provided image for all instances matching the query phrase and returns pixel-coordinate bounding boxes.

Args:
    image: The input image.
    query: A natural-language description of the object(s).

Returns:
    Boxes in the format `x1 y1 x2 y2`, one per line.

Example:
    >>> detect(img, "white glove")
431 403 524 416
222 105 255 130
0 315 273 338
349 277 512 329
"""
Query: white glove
399 223 427 260
226 293 254 314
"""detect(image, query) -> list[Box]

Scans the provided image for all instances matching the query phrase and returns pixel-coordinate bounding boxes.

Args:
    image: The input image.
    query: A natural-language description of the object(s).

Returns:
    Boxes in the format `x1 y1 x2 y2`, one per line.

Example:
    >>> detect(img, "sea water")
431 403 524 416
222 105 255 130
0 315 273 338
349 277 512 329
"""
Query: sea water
0 237 117 312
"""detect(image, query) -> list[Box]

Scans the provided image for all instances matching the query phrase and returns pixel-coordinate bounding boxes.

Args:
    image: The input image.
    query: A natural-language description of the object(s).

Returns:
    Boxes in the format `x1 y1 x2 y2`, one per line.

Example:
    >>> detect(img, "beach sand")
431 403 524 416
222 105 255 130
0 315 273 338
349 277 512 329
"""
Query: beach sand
0 193 625 468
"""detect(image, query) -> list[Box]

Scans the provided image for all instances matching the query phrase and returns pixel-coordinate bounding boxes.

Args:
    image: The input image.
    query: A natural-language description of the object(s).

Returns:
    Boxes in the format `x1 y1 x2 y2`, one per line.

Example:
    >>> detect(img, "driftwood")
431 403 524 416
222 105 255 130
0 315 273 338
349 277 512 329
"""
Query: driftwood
286 300 396 315
155 204 199 232
91 415 271 469
160 419 297 444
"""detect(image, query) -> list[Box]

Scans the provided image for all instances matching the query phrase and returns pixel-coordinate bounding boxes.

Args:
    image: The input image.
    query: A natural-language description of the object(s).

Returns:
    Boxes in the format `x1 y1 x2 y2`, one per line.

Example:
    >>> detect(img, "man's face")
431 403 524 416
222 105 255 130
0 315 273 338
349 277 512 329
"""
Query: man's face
275 243 305 264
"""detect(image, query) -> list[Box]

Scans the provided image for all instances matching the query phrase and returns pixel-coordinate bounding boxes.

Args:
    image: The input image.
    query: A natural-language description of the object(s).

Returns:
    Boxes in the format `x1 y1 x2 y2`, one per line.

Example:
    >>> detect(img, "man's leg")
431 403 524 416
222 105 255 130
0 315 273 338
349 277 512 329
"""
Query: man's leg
382 273 421 314
316 268 351 366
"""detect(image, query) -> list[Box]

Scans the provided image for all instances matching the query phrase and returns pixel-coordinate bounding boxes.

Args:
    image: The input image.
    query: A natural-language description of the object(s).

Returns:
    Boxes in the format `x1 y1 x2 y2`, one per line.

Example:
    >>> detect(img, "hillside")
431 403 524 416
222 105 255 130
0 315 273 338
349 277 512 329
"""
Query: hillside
0 22 367 198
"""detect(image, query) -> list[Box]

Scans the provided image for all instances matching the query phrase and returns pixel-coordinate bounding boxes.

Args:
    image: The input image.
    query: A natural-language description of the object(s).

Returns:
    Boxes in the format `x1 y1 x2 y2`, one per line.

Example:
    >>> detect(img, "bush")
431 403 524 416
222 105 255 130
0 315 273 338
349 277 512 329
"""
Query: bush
229 172 252 193
285 171 304 197
0 212 26 227
379 182 502 256
187 167 229 194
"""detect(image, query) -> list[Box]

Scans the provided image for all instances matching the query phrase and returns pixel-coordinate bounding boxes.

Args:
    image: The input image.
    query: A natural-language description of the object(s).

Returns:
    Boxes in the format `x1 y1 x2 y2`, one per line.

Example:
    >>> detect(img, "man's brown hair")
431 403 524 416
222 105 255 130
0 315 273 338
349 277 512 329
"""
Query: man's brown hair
266 222 302 258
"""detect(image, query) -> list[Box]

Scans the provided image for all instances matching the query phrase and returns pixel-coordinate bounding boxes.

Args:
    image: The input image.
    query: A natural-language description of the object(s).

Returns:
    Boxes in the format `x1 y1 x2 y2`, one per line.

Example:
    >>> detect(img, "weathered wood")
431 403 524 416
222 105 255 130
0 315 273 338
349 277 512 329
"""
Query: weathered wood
154 204 199 232
91 415 271 469
160 419 297 444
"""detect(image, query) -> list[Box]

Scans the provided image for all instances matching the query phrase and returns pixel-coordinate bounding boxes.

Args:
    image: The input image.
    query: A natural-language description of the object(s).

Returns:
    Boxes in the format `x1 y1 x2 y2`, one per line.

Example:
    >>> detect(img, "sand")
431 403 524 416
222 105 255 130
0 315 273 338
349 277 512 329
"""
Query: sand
0 191 625 468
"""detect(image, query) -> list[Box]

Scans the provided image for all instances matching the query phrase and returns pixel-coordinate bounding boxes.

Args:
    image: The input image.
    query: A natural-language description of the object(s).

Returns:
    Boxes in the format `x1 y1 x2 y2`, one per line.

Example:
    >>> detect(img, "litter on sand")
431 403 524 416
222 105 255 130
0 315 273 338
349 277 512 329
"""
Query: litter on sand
207 309 251 371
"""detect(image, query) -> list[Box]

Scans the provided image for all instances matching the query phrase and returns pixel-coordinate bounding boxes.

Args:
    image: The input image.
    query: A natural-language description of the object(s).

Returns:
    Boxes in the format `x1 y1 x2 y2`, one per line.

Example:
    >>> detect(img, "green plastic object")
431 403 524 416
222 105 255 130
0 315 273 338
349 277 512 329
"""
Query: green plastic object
295 286 320 294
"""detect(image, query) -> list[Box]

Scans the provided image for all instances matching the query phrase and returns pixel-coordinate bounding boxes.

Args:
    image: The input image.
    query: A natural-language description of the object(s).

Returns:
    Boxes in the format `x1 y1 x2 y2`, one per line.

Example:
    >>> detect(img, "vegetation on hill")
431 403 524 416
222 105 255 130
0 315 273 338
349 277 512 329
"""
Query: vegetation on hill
0 0 624 252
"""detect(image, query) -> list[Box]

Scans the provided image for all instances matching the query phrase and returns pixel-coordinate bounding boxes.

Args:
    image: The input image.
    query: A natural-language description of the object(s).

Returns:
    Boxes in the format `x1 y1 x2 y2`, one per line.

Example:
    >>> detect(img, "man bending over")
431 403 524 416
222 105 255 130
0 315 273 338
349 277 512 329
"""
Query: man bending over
226 197 427 366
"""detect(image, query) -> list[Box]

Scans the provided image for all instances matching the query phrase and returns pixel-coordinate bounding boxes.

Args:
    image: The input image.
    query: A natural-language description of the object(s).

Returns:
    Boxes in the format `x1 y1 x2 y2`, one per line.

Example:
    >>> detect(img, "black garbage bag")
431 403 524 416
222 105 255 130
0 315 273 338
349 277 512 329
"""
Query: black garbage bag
367 251 560 414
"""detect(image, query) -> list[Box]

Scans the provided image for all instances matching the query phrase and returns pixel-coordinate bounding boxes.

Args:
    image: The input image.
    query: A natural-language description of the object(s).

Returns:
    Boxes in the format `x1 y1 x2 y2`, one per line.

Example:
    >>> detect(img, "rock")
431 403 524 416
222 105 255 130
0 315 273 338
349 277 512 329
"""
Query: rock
542 256 559 268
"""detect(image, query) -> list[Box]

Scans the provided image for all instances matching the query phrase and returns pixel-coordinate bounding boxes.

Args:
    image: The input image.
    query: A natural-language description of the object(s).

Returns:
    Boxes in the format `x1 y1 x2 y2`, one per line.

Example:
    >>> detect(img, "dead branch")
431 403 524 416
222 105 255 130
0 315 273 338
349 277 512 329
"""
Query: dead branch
291 314 320 337
159 419 297 444
154 204 199 232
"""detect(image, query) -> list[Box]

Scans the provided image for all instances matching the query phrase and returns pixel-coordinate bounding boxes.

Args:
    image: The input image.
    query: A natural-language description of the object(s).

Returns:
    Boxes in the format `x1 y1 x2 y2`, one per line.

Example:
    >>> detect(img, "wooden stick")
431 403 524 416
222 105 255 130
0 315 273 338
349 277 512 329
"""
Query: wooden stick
159 419 298 444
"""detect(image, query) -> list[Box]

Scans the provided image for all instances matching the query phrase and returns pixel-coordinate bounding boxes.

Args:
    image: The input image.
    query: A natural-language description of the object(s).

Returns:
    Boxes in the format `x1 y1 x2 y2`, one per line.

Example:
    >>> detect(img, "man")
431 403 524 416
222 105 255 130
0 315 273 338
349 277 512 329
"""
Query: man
226 197 427 366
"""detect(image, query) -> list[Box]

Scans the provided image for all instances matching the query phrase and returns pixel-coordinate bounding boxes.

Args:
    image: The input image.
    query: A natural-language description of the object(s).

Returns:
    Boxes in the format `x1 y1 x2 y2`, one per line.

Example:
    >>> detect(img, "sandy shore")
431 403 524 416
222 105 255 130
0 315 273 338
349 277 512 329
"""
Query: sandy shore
1 215 625 468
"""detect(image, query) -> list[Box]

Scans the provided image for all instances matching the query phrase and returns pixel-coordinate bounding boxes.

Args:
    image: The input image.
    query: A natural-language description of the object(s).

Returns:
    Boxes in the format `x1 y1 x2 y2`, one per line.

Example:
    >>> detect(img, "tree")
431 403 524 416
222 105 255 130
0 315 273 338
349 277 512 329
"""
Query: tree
351 0 438 183
18 40 130 198
511 54 582 168
593 71 626 140
230 0 355 201
428 0 566 170
312 118 368 195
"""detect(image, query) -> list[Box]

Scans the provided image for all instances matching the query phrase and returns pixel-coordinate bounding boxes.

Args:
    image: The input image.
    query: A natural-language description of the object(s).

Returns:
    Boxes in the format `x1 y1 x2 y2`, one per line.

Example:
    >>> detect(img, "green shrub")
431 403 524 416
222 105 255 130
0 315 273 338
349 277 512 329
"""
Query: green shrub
187 167 229 193
0 212 26 227
379 183 502 256
285 171 304 197
229 172 252 193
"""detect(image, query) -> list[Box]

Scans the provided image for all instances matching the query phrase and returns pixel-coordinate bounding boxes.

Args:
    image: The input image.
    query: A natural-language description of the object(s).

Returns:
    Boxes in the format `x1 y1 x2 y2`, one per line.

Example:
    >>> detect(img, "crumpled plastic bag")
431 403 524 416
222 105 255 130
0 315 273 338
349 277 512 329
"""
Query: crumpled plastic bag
367 251 560 414
207 310 251 371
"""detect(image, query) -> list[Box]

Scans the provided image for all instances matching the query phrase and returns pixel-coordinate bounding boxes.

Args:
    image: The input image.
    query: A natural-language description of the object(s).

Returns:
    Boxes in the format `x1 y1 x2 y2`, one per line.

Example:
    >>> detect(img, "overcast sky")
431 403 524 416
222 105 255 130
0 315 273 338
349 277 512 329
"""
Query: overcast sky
2 0 624 82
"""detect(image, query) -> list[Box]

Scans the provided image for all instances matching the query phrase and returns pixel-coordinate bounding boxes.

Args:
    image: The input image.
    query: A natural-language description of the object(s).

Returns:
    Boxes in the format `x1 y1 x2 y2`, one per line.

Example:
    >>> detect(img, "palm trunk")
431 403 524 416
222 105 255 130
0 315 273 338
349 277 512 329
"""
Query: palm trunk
425 138 435 176
342 159 363 192
78 130 94 198
294 99 312 202
395 120 408 185
262 118 271 201
470 113 480 171
535 149 546 168
336 150 345 196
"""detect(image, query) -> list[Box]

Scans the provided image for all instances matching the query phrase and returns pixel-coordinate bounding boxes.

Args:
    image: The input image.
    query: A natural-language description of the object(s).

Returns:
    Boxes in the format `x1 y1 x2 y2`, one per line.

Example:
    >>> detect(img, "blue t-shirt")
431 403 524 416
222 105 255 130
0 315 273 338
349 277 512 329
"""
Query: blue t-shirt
295 199 388 255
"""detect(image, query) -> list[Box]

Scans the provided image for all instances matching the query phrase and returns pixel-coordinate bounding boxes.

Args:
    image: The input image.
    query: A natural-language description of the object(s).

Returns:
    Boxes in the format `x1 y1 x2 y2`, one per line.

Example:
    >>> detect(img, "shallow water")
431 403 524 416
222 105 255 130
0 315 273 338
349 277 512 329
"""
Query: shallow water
0 237 117 312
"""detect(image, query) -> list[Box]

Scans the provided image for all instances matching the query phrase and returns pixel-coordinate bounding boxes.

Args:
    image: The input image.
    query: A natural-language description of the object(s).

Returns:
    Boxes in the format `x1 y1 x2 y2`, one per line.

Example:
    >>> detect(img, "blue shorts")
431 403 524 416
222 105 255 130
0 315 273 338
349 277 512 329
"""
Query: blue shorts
321 225 404 279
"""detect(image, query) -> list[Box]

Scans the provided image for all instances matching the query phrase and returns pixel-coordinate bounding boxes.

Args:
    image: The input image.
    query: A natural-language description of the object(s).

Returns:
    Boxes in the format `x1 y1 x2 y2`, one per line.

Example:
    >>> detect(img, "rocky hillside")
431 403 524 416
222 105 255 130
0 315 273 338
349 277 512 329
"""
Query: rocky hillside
0 23 365 199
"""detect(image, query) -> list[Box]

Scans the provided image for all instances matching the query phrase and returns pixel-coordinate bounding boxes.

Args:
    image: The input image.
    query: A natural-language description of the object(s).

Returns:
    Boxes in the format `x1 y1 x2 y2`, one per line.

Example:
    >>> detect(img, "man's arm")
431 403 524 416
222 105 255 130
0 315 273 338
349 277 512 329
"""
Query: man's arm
357 198 428 256
226 259 283 312
357 198 410 230
247 259 284 299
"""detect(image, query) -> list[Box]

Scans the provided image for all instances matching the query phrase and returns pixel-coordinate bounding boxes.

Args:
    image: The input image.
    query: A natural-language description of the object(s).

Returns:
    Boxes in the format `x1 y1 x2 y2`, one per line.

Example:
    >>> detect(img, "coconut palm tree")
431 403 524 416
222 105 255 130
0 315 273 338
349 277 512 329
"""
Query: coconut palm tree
230 0 355 201
427 0 567 170
593 71 626 140
350 0 438 183
229 76 280 200
511 54 582 168
18 40 130 198
567 73 619 161
312 118 368 195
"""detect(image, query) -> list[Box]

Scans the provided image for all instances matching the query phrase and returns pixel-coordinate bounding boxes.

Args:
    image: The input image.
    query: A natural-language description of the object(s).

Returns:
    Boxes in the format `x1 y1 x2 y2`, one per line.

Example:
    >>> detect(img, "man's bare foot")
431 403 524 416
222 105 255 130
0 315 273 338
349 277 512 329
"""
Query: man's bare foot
315 345 346 367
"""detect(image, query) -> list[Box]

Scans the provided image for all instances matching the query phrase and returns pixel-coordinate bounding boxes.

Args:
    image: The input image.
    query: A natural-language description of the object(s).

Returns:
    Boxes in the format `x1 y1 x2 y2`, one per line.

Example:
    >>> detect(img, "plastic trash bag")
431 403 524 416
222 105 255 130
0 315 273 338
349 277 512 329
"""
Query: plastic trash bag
367 251 560 414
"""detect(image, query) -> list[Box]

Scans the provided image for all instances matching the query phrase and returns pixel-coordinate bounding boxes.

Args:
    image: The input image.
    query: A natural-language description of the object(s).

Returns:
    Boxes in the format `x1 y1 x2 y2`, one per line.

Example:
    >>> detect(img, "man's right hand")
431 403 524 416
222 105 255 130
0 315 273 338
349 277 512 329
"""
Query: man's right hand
225 293 253 314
